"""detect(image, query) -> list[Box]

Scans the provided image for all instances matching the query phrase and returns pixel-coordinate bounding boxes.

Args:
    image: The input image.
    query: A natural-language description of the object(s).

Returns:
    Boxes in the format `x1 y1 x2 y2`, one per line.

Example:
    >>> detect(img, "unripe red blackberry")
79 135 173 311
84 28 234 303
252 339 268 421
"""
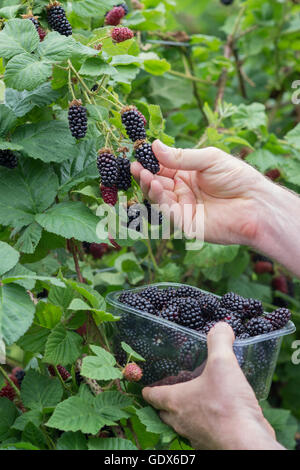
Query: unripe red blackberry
117 156 132 190
47 2 72 36
0 383 15 401
121 106 146 142
265 169 281 181
105 6 125 26
254 261 273 274
111 27 134 43
0 150 18 169
89 242 109 259
134 140 160 174
272 275 289 294
68 100 88 139
123 363 143 382
100 184 118 206
265 308 291 329
117 3 129 15
97 148 119 187
38 27 47 41
48 365 71 381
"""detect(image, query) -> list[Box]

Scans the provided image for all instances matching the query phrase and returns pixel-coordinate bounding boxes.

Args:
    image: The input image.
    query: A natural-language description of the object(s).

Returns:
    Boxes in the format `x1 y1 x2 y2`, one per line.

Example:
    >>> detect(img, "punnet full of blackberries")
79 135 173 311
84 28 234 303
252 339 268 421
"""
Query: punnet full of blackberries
68 100 87 139
0 150 18 169
97 148 119 187
121 106 146 142
117 285 292 339
47 2 72 36
134 141 160 174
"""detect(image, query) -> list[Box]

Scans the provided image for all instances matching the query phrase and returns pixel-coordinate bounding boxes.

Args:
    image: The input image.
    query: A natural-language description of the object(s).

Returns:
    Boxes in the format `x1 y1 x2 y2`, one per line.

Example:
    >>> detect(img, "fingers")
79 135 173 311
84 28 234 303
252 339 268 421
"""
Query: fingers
206 322 236 363
142 385 175 411
152 140 228 172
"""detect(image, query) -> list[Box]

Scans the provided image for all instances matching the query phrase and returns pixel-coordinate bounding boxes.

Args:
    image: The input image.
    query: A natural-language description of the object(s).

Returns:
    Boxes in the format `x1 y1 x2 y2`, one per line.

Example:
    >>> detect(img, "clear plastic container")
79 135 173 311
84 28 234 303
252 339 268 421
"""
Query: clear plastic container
106 283 296 400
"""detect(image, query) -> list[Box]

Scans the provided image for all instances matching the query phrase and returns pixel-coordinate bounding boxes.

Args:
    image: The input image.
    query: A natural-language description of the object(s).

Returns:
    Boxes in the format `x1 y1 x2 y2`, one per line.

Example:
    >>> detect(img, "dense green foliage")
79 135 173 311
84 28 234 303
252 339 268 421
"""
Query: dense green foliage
0 0 299 450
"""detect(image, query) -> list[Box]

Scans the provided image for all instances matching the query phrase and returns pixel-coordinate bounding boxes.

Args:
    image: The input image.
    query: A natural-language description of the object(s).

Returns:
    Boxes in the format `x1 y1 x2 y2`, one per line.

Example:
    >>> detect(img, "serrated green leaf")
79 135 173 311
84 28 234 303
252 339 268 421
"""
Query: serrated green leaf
0 398 19 441
0 241 19 276
14 223 43 254
136 406 176 440
285 123 300 148
232 103 267 130
17 324 50 353
0 284 35 345
0 103 18 137
88 438 137 450
5 83 63 117
121 341 145 362
43 323 82 365
0 5 21 19
65 280 105 309
0 19 39 59
56 431 88 450
22 422 47 449
37 32 74 62
12 409 43 432
21 370 63 411
5 53 52 91
35 302 63 329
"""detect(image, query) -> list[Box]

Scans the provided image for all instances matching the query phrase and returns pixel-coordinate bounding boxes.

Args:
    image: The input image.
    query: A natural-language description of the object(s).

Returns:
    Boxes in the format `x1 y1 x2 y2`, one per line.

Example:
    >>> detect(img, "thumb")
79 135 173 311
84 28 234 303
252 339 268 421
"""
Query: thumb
152 140 227 172
206 322 236 363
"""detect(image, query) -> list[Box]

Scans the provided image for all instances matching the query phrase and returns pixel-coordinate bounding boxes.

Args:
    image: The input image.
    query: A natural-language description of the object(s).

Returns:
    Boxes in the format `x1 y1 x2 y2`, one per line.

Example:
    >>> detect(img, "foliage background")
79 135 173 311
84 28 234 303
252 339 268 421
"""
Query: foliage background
0 0 299 450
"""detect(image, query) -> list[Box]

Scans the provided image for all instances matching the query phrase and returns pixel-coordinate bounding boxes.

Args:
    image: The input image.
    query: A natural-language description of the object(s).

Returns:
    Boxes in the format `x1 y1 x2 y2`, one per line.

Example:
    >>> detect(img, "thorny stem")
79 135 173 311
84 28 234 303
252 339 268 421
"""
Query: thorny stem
127 420 142 450
69 238 84 283
145 238 159 272
68 67 76 101
0 365 21 398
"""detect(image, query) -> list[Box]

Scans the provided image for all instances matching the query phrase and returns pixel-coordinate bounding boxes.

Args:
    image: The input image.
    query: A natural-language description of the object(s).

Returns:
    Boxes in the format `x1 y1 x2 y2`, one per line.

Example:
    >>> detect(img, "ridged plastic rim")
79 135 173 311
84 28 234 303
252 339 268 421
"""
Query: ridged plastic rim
106 282 296 345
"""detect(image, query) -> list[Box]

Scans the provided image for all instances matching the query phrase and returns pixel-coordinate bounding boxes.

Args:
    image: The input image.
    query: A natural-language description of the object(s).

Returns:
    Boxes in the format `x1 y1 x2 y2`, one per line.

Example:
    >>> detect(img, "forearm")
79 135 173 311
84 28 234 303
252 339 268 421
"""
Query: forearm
252 180 300 278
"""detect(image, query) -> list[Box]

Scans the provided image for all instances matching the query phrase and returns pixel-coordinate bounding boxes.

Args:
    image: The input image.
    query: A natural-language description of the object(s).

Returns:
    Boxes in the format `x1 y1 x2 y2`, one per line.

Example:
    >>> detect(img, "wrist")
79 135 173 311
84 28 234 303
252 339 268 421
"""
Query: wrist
221 418 284 450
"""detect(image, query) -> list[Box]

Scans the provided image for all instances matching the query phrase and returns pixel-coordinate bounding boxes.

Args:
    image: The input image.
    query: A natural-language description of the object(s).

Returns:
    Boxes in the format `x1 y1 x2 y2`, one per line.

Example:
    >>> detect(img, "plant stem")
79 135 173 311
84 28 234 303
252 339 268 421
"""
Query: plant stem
145 238 159 271
0 365 21 398
169 69 213 85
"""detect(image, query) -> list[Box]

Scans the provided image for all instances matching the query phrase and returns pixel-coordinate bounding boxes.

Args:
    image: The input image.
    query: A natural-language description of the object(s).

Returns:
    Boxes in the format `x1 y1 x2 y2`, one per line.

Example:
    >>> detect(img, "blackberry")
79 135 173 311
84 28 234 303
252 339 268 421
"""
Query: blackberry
199 294 220 318
152 332 166 349
123 363 143 382
47 2 72 36
117 156 132 191
22 14 39 31
144 199 163 226
134 141 160 174
91 84 98 92
159 287 178 306
12 368 26 387
130 337 153 360
117 3 129 15
246 317 272 337
243 298 264 319
89 242 109 259
0 150 18 169
213 307 230 321
265 308 291 330
38 27 46 41
100 184 118 206
236 332 250 340
105 6 125 26
223 316 245 336
48 365 71 381
68 100 87 139
160 304 180 324
177 298 204 330
152 358 179 381
233 345 245 368
176 285 203 299
254 261 273 275
97 148 119 187
140 286 164 309
200 321 217 335
75 371 84 386
127 205 143 233
220 292 247 314
221 0 234 4
179 338 199 370
0 383 15 401
121 106 146 142
265 169 281 181
118 292 156 315
111 27 134 43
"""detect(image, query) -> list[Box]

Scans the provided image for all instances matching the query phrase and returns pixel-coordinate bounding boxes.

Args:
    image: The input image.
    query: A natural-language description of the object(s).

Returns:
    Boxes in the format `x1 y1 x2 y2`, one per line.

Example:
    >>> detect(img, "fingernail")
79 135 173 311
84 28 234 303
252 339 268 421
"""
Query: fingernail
155 139 170 153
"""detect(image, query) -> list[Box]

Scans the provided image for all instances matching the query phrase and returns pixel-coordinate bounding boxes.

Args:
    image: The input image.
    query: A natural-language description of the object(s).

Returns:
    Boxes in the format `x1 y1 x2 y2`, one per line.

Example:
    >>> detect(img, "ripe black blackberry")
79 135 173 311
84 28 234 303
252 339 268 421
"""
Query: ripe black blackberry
121 106 146 142
237 332 250 340
117 3 129 15
14 369 26 387
265 308 291 330
130 337 153 360
68 100 87 139
152 358 179 381
160 303 180 324
22 14 39 31
177 298 205 330
223 316 245 336
243 298 264 319
97 148 119 187
118 292 156 315
0 150 18 169
156 287 178 309
127 205 142 233
117 156 131 191
47 2 72 36
134 141 160 174
199 294 220 318
220 292 247 314
200 321 217 335
176 285 203 299
179 338 199 370
140 286 164 309
212 307 230 321
144 199 163 226
246 317 272 337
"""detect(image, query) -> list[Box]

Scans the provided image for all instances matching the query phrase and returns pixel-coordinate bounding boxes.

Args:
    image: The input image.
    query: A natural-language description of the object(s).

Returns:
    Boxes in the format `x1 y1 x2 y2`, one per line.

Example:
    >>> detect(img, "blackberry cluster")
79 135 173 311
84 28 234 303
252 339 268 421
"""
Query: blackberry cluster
134 141 160 174
118 285 292 339
117 157 132 190
68 100 87 139
97 149 119 187
47 2 72 36
0 150 18 169
121 106 147 142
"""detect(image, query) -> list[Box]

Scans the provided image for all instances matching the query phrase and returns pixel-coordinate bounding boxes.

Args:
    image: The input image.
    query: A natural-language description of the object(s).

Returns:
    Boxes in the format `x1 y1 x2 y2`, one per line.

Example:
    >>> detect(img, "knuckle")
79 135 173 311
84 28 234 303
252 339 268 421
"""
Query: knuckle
173 147 184 161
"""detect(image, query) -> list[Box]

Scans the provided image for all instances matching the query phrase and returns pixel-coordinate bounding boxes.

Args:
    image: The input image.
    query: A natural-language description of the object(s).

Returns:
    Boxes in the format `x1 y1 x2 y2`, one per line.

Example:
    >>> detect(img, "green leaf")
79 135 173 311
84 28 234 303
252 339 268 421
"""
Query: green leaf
88 438 137 450
35 302 63 329
22 422 47 450
65 280 105 309
0 398 18 441
56 431 88 450
0 284 35 345
79 56 117 77
232 103 267 130
12 409 43 432
72 0 115 18
5 83 63 117
21 370 63 411
184 243 239 269
17 324 50 353
0 241 19 276
36 202 100 243
81 346 122 381
68 298 91 311
43 323 82 366
121 341 145 362
5 53 52 91
136 407 176 440
12 121 76 163
0 18 39 59
246 149 285 173
14 223 43 254
0 103 18 136
48 284 75 311
228 275 272 303
0 159 58 230
37 32 75 63
285 123 300 148
262 403 298 450
0 5 21 19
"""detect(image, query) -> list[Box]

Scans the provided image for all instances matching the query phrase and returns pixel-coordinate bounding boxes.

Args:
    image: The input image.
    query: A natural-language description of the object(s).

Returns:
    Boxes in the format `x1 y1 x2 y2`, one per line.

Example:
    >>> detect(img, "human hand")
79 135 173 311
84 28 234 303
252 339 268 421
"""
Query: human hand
131 141 270 246
142 323 283 450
